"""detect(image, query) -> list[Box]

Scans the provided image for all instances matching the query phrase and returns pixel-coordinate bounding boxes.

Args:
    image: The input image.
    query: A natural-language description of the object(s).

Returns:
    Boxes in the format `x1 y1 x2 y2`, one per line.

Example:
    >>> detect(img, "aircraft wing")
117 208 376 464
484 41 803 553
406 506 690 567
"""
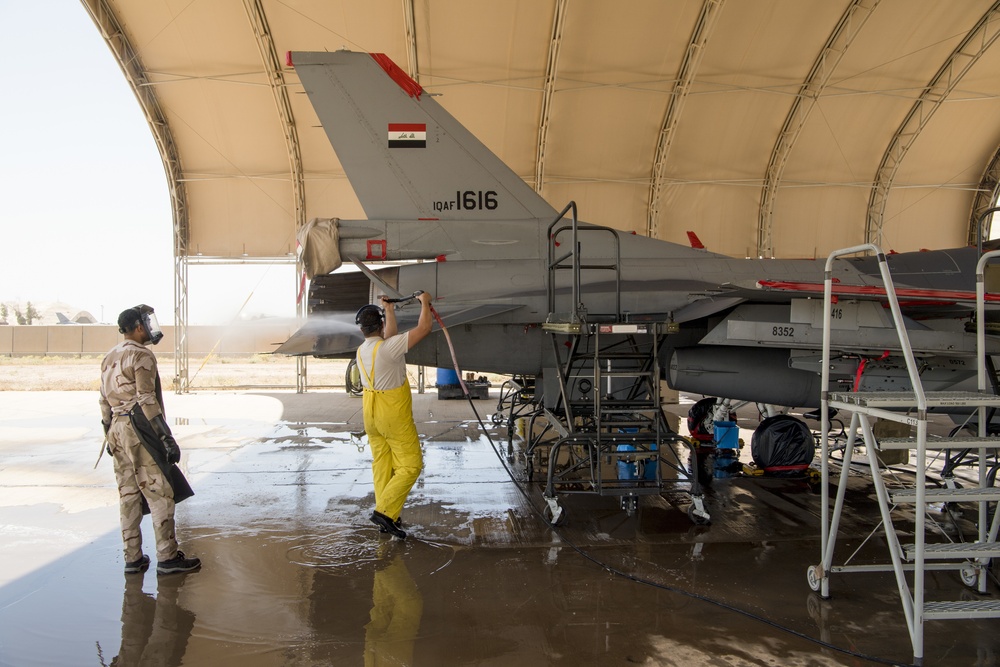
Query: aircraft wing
274 303 524 357
756 278 1000 319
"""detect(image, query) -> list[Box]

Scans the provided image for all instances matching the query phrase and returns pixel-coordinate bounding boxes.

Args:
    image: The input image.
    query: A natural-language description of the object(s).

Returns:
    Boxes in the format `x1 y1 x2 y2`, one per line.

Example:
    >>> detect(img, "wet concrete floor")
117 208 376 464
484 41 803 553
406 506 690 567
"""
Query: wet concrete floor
0 389 998 666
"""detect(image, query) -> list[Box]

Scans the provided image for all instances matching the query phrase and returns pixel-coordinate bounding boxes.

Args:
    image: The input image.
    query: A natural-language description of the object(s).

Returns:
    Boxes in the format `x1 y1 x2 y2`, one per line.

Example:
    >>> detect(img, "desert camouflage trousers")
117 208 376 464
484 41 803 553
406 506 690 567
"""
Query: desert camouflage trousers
109 415 178 563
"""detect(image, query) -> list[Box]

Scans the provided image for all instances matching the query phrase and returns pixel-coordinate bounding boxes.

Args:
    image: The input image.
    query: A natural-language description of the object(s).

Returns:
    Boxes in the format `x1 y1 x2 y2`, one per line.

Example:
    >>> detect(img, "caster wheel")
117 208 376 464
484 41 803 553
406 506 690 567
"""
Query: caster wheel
807 565 823 592
687 503 710 525
960 563 979 588
805 592 827 622
543 502 567 527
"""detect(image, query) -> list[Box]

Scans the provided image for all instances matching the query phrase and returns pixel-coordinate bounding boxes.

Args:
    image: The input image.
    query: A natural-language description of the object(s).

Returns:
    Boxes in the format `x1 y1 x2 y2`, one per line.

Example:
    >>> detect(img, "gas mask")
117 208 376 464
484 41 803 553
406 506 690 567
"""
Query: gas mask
134 304 164 345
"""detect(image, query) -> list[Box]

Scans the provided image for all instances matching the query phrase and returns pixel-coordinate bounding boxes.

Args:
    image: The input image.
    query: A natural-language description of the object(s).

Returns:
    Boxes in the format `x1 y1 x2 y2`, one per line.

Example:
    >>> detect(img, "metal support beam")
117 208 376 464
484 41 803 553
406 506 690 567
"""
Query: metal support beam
969 145 1000 245
646 0 724 239
243 0 308 391
80 0 191 393
534 0 568 194
402 0 419 79
757 0 879 258
866 2 1000 246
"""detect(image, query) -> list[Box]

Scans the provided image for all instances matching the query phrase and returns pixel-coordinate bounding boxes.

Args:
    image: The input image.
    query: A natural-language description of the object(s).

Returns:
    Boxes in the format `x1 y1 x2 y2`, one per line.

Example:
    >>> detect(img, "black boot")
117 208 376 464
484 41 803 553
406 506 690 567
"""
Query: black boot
370 511 407 539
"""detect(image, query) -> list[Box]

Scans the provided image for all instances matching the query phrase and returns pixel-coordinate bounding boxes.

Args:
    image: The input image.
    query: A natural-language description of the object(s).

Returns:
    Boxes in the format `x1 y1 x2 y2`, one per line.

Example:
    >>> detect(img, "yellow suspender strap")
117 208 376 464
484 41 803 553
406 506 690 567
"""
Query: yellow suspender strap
357 340 382 388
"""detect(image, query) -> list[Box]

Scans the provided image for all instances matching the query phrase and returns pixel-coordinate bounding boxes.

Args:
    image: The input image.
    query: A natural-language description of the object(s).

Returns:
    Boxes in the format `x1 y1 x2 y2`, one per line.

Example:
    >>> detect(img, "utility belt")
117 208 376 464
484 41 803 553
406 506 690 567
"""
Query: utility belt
111 404 135 416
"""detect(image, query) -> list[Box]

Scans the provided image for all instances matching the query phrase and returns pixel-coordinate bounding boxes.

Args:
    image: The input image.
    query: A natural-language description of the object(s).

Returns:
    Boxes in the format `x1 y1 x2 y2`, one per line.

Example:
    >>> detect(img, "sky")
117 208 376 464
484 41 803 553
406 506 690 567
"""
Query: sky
0 1 295 325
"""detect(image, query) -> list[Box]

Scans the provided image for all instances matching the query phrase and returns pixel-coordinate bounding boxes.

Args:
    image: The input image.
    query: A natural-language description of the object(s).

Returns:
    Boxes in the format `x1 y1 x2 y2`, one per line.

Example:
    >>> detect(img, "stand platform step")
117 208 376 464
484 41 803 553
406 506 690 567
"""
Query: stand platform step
878 436 1000 450
902 541 1000 561
924 600 1000 620
829 390 1000 409
891 487 1000 503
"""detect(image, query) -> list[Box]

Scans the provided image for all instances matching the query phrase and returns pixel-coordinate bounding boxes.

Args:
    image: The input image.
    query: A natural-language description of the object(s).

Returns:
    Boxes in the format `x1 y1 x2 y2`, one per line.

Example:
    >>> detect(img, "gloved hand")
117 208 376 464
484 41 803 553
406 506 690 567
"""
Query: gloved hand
101 420 110 435
150 414 181 463
162 434 181 464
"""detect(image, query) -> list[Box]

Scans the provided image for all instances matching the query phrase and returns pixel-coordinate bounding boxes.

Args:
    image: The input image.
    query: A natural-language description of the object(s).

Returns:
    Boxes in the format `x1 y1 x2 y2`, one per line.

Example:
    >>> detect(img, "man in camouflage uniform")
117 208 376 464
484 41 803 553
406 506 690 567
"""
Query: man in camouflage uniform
99 305 201 575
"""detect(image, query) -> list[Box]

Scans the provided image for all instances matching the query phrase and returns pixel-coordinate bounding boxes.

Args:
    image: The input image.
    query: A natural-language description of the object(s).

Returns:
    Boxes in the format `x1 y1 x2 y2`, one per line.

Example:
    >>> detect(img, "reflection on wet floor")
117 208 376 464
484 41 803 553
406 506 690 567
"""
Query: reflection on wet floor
0 390 998 666
106 573 196 667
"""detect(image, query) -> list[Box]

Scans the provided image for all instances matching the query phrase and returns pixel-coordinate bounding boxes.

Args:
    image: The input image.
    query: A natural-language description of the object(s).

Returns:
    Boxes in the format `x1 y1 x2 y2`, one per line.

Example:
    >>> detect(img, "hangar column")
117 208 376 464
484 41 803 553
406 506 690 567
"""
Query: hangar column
174 250 189 393
296 259 307 393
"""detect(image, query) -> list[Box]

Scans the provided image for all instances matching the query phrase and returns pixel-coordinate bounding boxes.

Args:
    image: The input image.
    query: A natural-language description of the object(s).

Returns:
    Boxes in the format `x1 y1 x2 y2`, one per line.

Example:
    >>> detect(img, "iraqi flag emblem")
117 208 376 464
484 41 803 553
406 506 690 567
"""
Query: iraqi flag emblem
388 123 426 148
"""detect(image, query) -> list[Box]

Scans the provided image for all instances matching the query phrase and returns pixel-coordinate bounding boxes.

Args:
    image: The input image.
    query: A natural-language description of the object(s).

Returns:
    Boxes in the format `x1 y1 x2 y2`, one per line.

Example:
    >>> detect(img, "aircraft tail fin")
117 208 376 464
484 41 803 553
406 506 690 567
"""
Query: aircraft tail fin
290 51 556 222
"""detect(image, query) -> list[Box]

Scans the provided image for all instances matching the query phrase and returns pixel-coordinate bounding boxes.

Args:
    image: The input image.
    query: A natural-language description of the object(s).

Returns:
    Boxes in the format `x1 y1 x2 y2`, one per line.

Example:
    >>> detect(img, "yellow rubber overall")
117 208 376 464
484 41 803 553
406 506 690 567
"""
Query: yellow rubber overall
359 341 423 521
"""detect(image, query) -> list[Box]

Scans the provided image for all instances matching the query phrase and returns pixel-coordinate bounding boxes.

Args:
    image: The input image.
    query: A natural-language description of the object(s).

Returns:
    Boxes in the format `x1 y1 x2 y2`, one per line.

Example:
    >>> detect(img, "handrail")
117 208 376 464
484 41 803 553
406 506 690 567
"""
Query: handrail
547 202 580 321
975 205 1000 257
975 250 1000 399
821 243 927 413
820 243 927 609
550 224 622 318
546 201 623 321
974 249 1000 561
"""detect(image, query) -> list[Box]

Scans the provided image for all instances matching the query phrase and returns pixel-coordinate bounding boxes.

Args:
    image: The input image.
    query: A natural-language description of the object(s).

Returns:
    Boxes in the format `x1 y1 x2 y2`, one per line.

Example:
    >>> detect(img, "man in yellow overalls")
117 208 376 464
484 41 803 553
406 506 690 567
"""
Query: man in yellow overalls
355 292 433 539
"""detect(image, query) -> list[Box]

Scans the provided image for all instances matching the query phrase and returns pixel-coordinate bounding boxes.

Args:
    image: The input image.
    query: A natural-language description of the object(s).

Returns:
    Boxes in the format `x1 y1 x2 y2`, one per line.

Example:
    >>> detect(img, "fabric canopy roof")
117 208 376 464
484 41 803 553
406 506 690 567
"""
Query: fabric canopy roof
82 0 1000 261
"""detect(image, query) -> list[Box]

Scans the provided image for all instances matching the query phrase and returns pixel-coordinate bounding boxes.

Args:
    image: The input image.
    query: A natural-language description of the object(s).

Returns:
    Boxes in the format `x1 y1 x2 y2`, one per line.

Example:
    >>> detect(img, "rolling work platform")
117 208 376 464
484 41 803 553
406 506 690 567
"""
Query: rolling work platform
809 244 1000 665
511 202 708 526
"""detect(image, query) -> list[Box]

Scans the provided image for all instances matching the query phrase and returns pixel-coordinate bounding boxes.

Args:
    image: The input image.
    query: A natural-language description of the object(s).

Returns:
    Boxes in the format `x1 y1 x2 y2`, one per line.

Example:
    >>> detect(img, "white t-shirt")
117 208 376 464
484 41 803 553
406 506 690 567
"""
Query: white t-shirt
356 333 410 391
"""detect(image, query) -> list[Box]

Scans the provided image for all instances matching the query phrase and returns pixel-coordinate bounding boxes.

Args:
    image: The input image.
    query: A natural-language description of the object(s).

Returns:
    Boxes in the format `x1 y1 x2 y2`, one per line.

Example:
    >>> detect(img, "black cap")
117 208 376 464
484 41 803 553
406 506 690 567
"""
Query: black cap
355 304 384 335
117 307 142 334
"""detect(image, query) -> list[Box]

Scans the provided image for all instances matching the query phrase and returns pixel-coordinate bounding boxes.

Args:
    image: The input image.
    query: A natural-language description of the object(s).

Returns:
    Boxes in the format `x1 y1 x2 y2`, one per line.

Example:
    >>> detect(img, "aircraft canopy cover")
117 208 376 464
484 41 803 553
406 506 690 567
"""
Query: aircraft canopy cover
751 415 814 474
298 218 342 279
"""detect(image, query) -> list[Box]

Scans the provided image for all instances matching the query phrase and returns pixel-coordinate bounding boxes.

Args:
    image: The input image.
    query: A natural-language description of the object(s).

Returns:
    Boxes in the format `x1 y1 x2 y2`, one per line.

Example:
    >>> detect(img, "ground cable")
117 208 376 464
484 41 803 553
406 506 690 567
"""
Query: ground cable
430 309 913 667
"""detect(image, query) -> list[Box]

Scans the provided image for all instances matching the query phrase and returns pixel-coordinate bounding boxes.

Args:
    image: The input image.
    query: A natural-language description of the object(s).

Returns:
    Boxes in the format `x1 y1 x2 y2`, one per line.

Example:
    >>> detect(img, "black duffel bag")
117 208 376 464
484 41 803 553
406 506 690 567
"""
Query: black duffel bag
751 415 814 477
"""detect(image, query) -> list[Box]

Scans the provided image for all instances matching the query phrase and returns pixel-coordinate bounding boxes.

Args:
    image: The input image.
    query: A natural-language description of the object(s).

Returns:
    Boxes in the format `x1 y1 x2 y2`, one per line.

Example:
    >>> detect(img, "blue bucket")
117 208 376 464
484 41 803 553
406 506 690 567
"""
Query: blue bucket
713 421 739 449
616 444 637 480
436 368 460 386
643 443 658 480
713 449 739 478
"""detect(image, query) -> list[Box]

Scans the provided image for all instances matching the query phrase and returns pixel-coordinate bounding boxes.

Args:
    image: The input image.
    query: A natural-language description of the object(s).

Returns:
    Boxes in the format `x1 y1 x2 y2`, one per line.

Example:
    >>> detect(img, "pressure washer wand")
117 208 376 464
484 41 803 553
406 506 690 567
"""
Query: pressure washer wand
382 290 469 396
382 290 425 304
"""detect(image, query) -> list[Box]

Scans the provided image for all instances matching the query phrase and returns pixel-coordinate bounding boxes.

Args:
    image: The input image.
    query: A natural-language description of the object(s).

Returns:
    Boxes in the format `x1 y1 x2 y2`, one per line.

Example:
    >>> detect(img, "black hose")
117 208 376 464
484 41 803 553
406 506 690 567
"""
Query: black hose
462 386 912 667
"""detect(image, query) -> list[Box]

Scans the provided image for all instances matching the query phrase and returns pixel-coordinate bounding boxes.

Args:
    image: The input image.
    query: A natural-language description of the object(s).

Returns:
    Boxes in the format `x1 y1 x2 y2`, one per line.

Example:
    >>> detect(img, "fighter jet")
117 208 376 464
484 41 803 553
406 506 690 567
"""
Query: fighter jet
278 50 1000 410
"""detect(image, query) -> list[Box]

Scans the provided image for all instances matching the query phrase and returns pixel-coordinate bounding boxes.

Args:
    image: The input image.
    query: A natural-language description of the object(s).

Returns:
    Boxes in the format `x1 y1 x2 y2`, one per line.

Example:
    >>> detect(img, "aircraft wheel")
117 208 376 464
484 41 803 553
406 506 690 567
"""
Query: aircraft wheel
807 565 823 592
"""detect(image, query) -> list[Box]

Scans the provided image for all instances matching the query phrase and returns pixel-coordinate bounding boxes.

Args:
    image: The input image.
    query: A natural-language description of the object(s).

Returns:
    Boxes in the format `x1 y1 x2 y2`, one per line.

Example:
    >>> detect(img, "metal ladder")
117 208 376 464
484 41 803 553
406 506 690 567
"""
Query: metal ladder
533 202 708 525
809 244 1000 664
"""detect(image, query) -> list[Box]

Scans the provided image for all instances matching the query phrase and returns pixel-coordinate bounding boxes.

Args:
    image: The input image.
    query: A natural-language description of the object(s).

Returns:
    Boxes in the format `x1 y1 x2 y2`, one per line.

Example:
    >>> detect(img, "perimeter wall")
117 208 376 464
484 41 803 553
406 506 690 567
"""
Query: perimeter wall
0 323 298 357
